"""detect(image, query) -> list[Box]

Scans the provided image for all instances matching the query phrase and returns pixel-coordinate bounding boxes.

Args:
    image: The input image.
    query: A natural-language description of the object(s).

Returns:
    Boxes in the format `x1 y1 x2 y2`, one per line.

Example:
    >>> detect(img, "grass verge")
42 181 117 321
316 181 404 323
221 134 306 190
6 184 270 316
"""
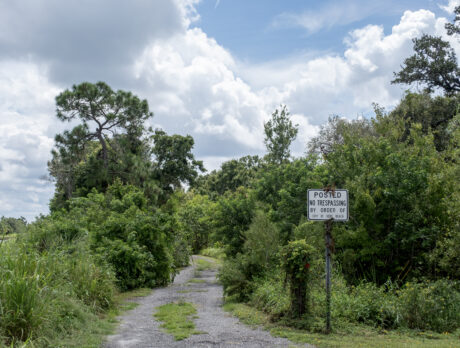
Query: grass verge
223 302 460 348
195 258 215 271
154 301 203 340
49 288 154 348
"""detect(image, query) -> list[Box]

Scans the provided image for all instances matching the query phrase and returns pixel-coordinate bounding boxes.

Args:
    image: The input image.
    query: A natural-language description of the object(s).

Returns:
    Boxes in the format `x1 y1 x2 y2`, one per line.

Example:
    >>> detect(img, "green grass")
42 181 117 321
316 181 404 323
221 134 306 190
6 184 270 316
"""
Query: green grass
110 288 152 314
188 278 206 284
50 288 154 347
200 247 225 260
195 258 214 271
223 302 460 348
177 289 208 293
154 301 203 340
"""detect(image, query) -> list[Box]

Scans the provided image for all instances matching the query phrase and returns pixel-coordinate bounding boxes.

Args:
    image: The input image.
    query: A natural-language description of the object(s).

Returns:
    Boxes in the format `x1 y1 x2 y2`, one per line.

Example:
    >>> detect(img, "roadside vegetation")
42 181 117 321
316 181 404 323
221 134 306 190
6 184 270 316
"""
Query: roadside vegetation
1 9 460 347
154 301 202 340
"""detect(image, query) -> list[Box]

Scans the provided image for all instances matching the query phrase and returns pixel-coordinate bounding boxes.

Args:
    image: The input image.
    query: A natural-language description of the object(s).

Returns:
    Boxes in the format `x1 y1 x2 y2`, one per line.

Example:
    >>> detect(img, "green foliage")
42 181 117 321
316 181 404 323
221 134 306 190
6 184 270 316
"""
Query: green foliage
152 129 204 202
324 115 456 282
0 217 27 236
219 211 281 302
392 34 460 95
389 92 459 151
219 254 257 301
250 272 290 319
243 211 280 269
281 240 318 318
255 158 321 242
200 245 226 260
84 184 174 290
154 301 201 340
397 279 460 332
49 82 154 208
307 115 376 156
193 155 261 197
264 105 299 164
213 188 256 257
176 193 216 254
0 241 115 346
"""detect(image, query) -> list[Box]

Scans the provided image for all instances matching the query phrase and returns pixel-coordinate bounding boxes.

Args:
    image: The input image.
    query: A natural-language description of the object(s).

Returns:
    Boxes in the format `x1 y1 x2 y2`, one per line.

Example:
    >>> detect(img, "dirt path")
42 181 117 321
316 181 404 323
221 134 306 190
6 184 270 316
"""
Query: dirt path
104 256 312 348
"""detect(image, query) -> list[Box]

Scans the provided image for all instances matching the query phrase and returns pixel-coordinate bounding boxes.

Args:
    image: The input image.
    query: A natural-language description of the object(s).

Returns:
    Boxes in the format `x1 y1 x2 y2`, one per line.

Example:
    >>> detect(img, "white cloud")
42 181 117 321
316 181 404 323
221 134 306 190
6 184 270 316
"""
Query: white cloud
0 60 60 220
439 0 460 14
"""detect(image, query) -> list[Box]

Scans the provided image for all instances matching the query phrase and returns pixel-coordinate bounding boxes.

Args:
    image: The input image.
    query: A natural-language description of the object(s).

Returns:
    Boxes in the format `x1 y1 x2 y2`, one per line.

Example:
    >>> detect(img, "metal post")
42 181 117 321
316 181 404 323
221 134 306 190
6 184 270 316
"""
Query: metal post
325 219 333 334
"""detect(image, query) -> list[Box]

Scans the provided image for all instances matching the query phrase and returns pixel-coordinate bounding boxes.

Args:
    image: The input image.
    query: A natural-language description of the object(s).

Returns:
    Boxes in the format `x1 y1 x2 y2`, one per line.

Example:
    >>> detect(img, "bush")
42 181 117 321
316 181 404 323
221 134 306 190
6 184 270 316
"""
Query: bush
330 279 460 332
92 212 173 290
219 254 258 301
281 240 318 318
250 273 290 319
398 279 460 332
200 246 225 260
333 281 399 329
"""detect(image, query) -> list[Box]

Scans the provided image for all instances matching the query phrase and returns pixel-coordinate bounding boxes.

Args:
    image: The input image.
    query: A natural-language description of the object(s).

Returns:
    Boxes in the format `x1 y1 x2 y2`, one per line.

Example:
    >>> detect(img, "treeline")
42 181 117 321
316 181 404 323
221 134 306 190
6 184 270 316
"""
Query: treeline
0 82 204 346
187 91 459 332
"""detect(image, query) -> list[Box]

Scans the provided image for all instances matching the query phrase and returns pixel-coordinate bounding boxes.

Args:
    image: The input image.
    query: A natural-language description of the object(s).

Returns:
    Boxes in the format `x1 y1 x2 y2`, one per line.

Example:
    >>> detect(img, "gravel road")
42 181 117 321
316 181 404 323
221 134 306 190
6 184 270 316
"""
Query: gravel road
104 256 313 348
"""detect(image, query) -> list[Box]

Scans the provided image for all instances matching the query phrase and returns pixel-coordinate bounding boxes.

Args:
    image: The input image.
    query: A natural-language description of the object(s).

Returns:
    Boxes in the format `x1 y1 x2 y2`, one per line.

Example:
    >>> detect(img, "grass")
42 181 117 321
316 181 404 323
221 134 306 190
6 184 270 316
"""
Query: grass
195 258 215 271
50 287 154 347
154 301 203 340
223 302 460 348
177 289 208 293
188 278 206 284
110 288 152 314
200 247 225 260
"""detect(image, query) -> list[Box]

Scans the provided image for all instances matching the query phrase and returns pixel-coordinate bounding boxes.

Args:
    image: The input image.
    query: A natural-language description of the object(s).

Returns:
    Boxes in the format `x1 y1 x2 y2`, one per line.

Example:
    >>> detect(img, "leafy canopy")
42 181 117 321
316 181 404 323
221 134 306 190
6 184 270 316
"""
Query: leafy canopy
264 105 299 164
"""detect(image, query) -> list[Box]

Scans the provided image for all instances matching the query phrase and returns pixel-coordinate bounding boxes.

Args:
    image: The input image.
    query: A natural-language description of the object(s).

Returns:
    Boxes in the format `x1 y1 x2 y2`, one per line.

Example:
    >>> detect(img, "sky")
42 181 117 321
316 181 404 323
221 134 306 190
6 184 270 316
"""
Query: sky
0 0 459 221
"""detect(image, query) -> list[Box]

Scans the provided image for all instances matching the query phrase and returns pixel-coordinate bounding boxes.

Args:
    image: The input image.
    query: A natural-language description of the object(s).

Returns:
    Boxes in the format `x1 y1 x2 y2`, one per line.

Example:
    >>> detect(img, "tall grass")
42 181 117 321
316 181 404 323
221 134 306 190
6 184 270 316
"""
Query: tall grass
0 238 115 346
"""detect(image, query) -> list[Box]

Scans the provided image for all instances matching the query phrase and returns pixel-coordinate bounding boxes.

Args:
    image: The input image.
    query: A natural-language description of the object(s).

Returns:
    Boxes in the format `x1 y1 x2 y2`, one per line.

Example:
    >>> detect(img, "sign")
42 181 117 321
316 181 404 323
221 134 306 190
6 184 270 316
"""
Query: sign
307 189 349 221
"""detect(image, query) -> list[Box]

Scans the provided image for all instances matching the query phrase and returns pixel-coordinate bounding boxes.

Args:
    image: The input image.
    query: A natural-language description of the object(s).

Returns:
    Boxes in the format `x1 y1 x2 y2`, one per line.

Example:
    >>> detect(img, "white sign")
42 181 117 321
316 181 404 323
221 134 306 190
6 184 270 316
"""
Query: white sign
307 189 349 221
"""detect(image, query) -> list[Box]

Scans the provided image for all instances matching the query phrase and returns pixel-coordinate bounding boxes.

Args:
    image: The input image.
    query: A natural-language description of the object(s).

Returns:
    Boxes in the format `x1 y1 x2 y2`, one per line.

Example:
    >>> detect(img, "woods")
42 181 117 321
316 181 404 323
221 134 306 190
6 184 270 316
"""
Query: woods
1 11 460 346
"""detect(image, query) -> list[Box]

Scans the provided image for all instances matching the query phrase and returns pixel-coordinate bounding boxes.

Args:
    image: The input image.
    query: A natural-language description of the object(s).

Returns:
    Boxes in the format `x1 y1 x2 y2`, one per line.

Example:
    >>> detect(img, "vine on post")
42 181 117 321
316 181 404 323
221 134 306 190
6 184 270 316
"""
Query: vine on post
281 240 316 318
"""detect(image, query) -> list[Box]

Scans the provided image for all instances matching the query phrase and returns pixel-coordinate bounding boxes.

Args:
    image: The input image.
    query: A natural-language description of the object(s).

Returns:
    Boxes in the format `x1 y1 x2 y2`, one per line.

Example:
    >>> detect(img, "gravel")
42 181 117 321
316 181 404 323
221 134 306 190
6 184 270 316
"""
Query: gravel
104 256 314 348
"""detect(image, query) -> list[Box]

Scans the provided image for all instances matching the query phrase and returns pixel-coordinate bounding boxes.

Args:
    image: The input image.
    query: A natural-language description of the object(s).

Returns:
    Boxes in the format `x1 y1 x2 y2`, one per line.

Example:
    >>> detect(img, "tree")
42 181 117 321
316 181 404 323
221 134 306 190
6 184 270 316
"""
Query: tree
55 81 153 168
48 125 92 201
151 129 205 199
389 92 460 151
193 155 261 197
264 105 299 164
307 115 375 156
445 6 460 36
392 35 460 95
392 8 460 95
49 82 155 207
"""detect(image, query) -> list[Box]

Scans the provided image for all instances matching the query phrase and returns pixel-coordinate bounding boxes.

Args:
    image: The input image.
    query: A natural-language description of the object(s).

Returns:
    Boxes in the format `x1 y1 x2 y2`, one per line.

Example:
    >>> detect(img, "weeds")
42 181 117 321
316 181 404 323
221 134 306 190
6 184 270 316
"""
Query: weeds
154 301 202 340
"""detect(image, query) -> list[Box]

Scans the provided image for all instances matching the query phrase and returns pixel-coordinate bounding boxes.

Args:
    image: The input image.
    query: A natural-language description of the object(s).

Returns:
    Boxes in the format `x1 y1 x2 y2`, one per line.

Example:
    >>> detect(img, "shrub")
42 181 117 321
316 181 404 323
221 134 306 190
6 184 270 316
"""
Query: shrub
250 273 290 319
92 212 172 290
281 240 317 318
398 279 460 332
200 246 225 260
332 281 399 329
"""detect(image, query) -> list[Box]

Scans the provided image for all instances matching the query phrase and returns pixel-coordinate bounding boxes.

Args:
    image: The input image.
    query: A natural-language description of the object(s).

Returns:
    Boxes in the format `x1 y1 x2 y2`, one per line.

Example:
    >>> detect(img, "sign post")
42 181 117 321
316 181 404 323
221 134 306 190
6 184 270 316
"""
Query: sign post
308 189 348 334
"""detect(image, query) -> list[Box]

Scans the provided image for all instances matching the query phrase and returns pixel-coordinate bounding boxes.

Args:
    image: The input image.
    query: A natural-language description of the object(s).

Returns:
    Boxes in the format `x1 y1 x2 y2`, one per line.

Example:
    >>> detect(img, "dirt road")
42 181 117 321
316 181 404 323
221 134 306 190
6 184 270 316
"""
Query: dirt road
104 256 311 348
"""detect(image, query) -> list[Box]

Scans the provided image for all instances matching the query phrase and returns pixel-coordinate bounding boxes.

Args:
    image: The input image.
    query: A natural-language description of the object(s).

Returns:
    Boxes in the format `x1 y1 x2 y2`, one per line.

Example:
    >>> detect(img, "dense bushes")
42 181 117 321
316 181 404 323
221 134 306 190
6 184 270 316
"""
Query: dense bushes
209 96 460 334
0 180 190 346
245 264 460 333
0 242 115 345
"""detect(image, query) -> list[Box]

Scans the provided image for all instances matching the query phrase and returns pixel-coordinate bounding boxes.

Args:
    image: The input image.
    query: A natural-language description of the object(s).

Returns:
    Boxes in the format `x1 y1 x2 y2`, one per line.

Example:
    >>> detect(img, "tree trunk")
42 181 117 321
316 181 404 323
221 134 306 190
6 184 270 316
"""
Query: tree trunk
96 131 109 168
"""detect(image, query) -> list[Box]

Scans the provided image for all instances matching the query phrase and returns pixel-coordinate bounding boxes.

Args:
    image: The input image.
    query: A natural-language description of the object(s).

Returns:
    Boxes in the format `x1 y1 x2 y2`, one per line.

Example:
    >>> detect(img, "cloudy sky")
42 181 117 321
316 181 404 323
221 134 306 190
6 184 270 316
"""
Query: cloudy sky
0 0 459 221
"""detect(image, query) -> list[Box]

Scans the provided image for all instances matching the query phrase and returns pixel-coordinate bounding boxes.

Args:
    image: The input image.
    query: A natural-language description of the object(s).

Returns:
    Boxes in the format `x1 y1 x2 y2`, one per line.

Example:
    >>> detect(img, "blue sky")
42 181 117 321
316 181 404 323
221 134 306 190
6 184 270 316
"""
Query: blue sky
0 0 458 220
193 0 449 61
